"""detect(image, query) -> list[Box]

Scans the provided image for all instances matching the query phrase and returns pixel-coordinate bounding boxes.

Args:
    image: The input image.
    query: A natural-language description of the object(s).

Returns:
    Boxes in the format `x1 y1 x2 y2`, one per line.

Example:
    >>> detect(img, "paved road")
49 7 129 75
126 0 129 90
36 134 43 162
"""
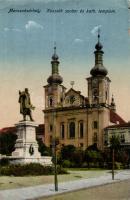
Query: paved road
38 179 130 200
0 170 130 200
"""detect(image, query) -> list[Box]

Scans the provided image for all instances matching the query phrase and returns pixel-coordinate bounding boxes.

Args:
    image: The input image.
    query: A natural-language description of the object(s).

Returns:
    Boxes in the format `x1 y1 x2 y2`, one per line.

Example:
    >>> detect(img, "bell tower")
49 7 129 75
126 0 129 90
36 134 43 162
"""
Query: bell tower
87 29 111 107
87 30 111 150
44 45 66 109
44 45 66 146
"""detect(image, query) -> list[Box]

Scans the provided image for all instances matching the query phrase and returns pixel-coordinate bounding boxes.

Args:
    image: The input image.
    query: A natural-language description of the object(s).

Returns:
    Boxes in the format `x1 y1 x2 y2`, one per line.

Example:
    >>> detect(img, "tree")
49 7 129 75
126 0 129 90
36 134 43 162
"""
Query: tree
110 134 120 180
61 145 76 162
84 149 102 168
37 139 52 156
0 133 17 155
72 149 84 167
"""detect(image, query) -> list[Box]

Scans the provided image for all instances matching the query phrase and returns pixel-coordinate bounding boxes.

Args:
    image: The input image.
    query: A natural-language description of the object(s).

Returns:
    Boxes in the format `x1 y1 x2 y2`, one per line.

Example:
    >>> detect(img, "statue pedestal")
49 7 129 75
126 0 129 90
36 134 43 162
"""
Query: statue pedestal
12 121 41 158
11 121 52 165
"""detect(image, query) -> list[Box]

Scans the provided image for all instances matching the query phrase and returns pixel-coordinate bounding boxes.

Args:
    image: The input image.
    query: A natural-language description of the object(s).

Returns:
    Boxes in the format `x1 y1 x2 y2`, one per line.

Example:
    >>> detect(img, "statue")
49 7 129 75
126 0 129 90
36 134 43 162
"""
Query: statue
19 88 35 121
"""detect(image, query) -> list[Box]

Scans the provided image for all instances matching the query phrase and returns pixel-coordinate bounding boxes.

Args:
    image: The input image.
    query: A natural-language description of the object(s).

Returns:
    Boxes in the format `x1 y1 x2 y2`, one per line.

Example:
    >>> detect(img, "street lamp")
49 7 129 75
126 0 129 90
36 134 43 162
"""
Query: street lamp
52 137 58 191
51 109 59 192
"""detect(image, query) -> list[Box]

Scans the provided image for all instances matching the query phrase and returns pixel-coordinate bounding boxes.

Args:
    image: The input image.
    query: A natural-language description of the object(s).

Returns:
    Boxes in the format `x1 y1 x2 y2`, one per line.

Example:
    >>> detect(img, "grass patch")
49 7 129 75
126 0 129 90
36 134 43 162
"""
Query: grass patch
66 168 106 171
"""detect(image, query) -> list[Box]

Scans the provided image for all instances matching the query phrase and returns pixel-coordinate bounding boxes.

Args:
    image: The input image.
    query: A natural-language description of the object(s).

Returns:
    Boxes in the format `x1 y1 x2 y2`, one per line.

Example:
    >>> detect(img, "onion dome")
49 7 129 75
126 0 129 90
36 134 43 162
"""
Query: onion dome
90 64 108 77
47 46 63 85
90 29 108 77
95 41 103 51
47 74 63 84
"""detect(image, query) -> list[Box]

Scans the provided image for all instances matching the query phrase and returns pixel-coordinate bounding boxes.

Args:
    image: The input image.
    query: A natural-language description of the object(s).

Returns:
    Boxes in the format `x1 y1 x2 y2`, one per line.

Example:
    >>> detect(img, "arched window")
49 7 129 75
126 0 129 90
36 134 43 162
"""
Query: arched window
79 121 84 138
69 122 75 138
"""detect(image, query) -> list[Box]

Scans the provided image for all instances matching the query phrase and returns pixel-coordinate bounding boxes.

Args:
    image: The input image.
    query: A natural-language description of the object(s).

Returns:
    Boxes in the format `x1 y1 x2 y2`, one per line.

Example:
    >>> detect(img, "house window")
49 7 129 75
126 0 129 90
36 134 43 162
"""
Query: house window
93 121 98 129
60 123 65 139
79 121 84 138
120 134 125 143
69 122 75 138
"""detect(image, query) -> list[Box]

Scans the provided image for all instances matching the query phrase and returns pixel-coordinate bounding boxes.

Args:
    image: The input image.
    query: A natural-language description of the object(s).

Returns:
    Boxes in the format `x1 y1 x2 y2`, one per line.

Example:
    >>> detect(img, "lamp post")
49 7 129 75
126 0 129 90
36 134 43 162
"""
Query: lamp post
110 134 120 180
52 109 59 192
112 148 115 180
52 137 58 191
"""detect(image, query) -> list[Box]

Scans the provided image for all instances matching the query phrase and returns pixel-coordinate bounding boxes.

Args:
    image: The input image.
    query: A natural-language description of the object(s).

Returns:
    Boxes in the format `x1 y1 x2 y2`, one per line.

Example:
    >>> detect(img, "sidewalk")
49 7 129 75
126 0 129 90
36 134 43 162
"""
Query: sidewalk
0 170 130 200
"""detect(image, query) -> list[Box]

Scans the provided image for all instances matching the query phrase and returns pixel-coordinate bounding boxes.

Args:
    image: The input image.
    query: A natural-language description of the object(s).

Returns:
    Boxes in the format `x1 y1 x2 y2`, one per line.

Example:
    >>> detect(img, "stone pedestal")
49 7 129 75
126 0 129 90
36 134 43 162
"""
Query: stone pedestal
11 121 52 165
12 121 41 159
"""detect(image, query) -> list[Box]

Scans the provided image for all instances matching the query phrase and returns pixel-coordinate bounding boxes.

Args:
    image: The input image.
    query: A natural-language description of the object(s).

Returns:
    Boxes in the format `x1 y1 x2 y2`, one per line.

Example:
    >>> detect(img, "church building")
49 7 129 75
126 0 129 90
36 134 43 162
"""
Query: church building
43 33 125 150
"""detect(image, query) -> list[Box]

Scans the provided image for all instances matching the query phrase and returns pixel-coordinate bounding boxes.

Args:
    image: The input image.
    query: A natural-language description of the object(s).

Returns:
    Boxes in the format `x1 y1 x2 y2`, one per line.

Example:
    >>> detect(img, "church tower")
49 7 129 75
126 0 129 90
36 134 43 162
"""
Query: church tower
87 30 111 150
44 46 66 109
44 46 66 146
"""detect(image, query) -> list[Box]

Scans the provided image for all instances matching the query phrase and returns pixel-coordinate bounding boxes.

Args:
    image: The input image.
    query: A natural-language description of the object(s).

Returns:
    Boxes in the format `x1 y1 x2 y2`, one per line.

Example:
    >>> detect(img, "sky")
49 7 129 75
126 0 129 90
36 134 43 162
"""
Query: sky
0 0 130 127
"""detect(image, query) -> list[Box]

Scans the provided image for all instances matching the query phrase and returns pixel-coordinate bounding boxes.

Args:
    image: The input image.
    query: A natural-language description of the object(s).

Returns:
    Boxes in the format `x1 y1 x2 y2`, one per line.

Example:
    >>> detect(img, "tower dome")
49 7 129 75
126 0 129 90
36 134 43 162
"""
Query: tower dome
90 30 108 77
47 46 63 85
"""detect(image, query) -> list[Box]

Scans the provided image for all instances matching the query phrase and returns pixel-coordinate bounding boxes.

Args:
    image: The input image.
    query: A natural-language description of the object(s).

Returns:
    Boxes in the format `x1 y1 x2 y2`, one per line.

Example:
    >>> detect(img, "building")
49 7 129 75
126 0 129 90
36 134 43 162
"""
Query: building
43 33 125 150
104 122 130 163
104 122 130 149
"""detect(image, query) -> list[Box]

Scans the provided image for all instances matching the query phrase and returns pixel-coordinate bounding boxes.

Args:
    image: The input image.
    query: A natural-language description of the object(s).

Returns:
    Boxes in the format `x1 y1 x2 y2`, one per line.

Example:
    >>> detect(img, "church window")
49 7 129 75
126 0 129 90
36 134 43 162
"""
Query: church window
50 124 53 132
50 135 52 144
93 132 98 142
93 121 98 129
79 121 84 138
60 123 65 139
70 95 75 104
106 91 108 100
49 97 53 107
69 122 75 138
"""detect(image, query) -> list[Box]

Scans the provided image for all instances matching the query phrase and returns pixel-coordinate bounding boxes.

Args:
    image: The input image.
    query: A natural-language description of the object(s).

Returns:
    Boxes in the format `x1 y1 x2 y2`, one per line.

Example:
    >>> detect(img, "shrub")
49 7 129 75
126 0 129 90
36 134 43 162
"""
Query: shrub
57 165 69 174
0 133 17 155
115 162 123 170
0 163 68 176
62 160 72 168
0 157 10 166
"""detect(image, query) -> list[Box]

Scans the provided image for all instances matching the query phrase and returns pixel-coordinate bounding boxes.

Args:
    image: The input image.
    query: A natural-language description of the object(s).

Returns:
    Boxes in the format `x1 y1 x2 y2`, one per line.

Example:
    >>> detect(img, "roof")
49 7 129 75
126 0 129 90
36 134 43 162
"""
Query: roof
105 122 130 129
0 127 16 134
0 124 45 135
110 110 126 125
65 88 85 99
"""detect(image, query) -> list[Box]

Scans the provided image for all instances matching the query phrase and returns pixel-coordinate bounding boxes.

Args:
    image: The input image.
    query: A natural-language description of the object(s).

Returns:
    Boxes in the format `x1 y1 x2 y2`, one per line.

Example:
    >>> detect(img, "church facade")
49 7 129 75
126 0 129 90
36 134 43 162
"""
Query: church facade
43 33 125 150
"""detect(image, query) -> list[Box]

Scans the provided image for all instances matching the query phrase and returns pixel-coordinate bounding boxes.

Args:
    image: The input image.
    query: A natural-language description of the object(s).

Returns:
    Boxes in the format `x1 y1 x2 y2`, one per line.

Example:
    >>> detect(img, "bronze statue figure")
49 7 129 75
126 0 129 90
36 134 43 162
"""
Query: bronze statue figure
19 88 35 121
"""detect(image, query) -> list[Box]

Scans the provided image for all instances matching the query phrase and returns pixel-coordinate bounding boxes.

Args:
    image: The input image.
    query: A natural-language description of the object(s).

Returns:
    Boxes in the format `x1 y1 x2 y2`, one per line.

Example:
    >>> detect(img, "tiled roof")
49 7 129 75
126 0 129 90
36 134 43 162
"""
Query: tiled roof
105 122 130 129
0 127 16 134
0 124 45 135
110 110 126 125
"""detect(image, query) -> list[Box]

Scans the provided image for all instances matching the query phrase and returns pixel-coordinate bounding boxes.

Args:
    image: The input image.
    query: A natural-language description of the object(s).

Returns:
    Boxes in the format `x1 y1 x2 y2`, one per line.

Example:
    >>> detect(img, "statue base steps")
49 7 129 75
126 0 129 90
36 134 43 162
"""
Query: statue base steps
9 156 52 165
